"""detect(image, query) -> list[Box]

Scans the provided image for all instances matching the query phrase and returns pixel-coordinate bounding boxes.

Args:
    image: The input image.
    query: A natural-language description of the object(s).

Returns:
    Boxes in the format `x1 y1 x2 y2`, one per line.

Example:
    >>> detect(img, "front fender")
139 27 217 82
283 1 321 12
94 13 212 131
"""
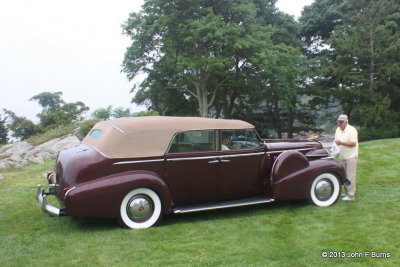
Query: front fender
272 151 345 200
64 171 172 218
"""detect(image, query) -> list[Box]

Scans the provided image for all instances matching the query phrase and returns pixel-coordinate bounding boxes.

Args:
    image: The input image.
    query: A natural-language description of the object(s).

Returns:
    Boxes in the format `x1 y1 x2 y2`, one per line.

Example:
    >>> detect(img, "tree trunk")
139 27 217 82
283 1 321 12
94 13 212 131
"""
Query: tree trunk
274 101 282 139
369 22 375 91
193 73 212 117
199 92 209 117
222 90 239 119
287 109 294 139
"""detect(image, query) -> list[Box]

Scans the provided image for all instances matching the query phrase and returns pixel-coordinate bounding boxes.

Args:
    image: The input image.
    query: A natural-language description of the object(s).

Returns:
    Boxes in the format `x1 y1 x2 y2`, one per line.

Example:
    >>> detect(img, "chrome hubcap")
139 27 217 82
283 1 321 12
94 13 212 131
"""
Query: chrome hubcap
314 179 333 201
127 195 154 222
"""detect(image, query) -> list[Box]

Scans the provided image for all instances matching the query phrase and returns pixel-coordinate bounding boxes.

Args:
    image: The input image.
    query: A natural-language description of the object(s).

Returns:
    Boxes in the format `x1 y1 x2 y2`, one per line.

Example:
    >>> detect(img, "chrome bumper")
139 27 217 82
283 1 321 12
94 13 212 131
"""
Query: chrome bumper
36 184 66 216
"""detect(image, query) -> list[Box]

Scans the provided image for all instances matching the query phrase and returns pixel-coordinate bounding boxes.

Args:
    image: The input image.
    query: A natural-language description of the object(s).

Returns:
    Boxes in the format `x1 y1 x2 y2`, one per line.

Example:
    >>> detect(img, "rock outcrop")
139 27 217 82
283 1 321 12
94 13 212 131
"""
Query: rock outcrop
0 134 80 169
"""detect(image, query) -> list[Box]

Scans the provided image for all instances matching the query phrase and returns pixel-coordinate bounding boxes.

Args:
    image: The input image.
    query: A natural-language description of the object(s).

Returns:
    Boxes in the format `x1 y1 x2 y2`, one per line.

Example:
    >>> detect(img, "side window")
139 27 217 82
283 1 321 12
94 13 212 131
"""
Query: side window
220 129 262 150
168 130 215 153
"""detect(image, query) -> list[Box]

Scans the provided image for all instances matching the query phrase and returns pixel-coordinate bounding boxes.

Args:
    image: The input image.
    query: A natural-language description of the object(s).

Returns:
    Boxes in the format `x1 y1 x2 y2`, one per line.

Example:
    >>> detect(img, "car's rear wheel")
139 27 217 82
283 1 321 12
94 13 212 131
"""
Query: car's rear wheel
119 188 162 229
309 173 341 207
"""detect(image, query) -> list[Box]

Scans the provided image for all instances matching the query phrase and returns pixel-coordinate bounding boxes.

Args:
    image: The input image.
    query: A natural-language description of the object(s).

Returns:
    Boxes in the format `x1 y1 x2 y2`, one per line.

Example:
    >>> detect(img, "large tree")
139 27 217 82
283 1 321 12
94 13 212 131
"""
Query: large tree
301 0 400 139
2 109 40 140
122 0 274 117
229 9 319 138
30 91 89 128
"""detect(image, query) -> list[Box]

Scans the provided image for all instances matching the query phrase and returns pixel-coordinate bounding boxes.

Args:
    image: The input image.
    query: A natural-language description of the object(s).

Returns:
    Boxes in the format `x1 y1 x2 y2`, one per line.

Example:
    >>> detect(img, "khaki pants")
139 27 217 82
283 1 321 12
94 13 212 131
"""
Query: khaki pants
340 157 358 198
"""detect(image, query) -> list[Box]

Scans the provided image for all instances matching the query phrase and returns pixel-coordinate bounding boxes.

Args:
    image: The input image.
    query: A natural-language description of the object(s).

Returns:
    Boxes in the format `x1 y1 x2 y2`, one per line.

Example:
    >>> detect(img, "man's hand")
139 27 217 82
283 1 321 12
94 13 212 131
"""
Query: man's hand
335 140 356 147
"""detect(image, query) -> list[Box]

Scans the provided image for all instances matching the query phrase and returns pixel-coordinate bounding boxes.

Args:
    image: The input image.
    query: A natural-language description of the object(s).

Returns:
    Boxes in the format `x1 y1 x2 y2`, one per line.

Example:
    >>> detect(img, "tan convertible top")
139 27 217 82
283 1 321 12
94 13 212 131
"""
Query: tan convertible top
82 116 254 158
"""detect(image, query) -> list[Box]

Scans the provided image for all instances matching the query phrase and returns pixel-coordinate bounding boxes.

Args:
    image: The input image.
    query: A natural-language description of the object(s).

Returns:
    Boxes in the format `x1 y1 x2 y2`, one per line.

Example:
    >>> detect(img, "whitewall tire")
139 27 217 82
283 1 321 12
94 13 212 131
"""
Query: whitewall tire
119 188 162 229
309 173 341 207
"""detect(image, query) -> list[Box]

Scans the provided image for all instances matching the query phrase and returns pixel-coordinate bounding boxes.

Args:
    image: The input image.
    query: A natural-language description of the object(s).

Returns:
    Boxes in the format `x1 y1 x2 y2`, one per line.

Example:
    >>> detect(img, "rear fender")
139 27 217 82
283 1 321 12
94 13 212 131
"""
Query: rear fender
271 151 345 200
64 171 172 218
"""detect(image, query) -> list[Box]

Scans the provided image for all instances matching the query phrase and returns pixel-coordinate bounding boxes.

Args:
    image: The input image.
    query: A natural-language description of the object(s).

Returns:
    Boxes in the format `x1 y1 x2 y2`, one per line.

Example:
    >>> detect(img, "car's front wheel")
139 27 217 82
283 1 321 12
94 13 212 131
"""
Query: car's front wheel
119 188 162 229
309 173 341 207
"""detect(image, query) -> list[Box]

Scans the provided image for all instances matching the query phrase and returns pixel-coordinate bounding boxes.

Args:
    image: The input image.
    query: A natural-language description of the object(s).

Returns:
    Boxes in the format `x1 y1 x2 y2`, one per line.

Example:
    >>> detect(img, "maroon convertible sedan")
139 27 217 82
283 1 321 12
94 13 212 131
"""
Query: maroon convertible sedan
37 116 346 229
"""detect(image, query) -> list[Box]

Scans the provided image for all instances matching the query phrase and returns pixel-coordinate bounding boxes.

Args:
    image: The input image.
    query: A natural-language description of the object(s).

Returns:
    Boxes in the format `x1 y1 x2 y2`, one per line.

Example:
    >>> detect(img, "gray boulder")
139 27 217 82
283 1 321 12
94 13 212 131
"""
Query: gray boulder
0 134 80 169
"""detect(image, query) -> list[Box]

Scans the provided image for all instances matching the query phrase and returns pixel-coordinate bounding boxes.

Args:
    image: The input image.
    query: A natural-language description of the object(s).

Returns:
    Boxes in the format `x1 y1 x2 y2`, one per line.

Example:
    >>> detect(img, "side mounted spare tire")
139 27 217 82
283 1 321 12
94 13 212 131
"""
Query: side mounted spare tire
309 173 341 207
119 188 163 229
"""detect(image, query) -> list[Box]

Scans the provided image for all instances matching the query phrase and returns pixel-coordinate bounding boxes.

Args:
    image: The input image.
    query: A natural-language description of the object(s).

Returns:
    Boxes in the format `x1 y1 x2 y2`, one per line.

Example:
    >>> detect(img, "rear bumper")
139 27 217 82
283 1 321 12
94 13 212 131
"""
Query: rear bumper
36 185 66 216
36 172 66 217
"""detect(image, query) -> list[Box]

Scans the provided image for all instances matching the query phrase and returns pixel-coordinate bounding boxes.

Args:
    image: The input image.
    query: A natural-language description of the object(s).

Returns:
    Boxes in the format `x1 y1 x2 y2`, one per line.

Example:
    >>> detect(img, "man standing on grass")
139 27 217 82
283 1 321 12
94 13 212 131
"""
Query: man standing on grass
335 114 358 200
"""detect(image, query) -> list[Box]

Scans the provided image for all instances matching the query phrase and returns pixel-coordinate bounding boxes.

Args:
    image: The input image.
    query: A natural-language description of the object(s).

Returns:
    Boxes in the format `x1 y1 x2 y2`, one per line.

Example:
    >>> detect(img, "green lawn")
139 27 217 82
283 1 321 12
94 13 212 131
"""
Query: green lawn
0 139 399 266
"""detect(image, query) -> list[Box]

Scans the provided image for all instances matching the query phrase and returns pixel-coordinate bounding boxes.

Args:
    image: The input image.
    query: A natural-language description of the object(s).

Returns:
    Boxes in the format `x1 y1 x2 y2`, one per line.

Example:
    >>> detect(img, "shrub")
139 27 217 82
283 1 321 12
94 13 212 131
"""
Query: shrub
359 125 400 141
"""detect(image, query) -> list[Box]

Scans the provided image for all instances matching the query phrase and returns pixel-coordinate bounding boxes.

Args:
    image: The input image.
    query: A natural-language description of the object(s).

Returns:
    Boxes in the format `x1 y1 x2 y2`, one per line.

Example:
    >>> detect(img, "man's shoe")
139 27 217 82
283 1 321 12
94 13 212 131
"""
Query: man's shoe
341 196 354 201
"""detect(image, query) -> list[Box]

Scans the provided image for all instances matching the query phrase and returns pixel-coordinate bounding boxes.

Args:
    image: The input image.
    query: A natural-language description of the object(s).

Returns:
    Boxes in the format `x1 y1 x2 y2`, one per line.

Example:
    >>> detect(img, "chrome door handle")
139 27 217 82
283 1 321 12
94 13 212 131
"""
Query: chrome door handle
221 159 231 163
208 160 219 164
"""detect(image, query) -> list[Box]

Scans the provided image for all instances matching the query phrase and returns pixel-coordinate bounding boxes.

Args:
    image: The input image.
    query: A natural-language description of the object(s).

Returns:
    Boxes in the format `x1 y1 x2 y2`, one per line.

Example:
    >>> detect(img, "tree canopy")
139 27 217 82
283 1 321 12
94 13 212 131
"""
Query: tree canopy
123 0 277 118
123 0 323 138
301 0 400 140
2 92 89 141
122 0 400 140
30 91 89 129
91 106 136 120
2 109 40 141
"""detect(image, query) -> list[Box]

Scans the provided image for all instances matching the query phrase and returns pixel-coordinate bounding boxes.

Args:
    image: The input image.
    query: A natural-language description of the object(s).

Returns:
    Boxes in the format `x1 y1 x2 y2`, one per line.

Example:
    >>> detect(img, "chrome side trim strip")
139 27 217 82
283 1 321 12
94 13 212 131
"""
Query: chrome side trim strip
266 148 314 154
219 151 265 159
167 152 265 162
113 159 165 165
321 156 334 160
113 149 313 164
167 155 218 162
173 197 275 214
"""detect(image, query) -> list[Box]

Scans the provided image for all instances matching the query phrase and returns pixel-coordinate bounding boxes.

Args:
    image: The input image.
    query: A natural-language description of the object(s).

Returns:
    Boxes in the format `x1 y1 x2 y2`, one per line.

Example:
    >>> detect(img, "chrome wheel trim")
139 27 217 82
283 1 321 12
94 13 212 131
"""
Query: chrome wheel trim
314 179 334 201
127 195 154 222
120 188 162 229
310 173 340 207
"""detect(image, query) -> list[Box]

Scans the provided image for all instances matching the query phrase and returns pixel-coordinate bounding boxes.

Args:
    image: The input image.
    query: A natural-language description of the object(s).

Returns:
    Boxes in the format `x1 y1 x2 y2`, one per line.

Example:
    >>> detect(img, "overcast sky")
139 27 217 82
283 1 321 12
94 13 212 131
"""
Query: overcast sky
0 0 314 123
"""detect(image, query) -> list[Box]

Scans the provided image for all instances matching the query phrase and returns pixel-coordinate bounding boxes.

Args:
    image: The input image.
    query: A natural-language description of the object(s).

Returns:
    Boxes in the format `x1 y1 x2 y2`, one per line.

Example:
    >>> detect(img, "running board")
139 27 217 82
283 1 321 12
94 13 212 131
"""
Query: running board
173 196 275 214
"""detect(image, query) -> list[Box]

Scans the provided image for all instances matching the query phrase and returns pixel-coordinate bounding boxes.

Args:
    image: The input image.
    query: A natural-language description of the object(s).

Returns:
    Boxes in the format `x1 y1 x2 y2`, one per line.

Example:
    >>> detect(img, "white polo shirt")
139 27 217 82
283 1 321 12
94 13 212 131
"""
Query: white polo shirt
335 124 359 160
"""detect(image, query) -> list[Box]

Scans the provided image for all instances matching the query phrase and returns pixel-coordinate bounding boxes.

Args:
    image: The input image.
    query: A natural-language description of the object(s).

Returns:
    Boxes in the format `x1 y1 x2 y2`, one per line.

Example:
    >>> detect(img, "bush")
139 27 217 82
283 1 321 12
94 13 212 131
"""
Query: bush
359 125 400 141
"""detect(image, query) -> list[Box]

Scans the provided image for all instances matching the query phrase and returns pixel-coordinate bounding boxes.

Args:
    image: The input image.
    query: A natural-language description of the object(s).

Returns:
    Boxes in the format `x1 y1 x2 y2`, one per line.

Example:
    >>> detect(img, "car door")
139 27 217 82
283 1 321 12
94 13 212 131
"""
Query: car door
164 130 219 205
217 129 266 201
